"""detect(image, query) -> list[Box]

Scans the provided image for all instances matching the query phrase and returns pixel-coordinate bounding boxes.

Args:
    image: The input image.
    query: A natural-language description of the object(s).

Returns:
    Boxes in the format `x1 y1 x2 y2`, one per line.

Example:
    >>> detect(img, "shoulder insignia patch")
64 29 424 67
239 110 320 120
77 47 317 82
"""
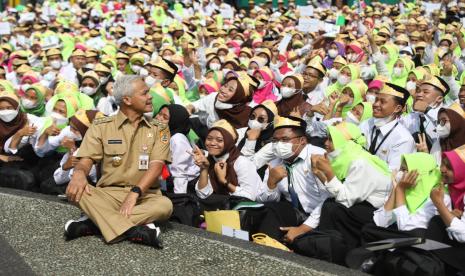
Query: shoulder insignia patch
159 128 170 144
93 116 114 125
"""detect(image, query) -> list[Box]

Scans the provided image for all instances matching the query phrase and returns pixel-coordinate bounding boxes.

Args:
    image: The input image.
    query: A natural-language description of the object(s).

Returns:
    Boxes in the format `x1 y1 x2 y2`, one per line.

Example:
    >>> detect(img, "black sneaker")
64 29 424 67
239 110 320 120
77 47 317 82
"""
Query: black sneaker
126 225 163 249
64 216 101 241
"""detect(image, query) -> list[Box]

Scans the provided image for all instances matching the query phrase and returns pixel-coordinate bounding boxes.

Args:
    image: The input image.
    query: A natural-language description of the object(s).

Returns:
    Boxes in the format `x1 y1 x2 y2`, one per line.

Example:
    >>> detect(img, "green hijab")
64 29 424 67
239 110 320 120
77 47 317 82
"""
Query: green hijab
380 44 399 75
0 80 15 94
391 58 413 87
359 102 373 122
21 85 46 117
338 81 364 118
325 64 360 97
152 6 167 26
402 153 442 213
328 122 390 181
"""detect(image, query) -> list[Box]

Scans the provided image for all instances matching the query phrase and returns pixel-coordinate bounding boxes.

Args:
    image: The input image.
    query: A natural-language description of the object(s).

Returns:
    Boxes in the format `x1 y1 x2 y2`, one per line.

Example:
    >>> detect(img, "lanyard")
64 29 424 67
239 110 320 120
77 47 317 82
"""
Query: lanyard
371 122 399 155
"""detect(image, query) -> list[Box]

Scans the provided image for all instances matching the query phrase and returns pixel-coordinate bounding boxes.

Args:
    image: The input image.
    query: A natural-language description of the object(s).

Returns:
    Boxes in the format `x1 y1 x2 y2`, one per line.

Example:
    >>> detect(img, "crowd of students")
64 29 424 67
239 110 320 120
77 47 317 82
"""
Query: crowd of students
1 0 465 273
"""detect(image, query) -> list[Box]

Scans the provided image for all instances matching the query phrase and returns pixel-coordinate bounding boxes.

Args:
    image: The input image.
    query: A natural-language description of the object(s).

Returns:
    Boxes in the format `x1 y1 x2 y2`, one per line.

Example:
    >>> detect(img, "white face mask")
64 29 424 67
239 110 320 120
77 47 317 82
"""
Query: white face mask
139 68 149 77
380 53 389 63
80 86 97 96
100 76 109 84
328 68 339 80
50 60 62 69
373 115 394 128
337 75 350 86
392 67 403 77
406 81 416 91
222 68 231 76
327 148 342 160
212 152 230 162
258 80 268 89
347 53 358 62
248 119 268 130
51 112 68 126
436 122 451 138
272 141 295 160
66 130 83 141
21 84 31 91
163 55 172 61
131 65 142 74
144 111 154 119
0 109 18 122
210 63 221 71
281 87 298 98
239 57 249 64
214 100 235 110
44 71 56 81
219 56 225 63
395 171 404 183
145 75 157 87
366 94 376 104
328 49 338 58
84 63 95 70
247 69 255 75
360 66 375 81
346 111 360 125
21 98 38 109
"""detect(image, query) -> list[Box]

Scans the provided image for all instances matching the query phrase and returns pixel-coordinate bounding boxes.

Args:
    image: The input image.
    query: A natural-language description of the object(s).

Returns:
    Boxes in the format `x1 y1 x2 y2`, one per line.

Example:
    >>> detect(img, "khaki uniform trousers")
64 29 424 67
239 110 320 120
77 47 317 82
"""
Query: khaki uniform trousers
78 185 173 242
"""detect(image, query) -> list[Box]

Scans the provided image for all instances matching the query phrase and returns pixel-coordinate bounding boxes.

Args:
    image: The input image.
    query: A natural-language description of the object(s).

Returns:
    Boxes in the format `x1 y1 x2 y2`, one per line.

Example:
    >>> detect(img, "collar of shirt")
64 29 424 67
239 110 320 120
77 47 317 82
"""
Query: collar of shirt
115 110 151 129
378 117 399 136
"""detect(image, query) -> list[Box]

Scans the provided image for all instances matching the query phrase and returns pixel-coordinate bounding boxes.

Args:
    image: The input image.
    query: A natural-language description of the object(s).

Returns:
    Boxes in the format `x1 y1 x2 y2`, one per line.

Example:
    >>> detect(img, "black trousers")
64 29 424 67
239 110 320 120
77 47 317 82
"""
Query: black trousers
361 223 426 245
319 199 376 250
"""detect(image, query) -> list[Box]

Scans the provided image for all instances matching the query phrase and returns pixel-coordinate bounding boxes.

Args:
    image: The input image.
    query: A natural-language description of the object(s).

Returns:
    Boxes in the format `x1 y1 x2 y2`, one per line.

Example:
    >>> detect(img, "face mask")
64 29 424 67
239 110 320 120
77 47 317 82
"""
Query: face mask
328 68 339 80
222 68 231 76
84 63 95 70
258 80 267 89
327 148 342 160
51 112 68 126
440 46 449 52
21 98 38 109
347 53 358 62
380 53 389 63
139 68 149 77
366 94 376 104
214 100 235 110
360 66 375 81
210 63 221 71
281 87 298 98
212 152 230 162
346 111 360 125
395 171 404 183
338 75 350 86
80 86 97 96
219 56 225 63
373 115 394 128
44 71 56 81
393 67 403 77
100 76 109 84
21 84 31 91
145 75 157 87
247 69 255 75
272 141 295 160
49 60 61 70
436 122 451 138
0 109 18 122
328 49 338 58
141 54 150 63
163 55 172 61
66 130 83 141
144 111 154 119
131 65 142 74
406 81 416 91
248 119 267 130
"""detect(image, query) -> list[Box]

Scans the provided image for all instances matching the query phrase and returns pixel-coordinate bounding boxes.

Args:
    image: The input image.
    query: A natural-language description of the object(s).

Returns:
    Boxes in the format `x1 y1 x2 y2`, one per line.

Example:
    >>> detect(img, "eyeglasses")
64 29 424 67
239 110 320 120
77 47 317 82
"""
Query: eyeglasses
271 135 302 143
249 114 268 123
436 119 450 126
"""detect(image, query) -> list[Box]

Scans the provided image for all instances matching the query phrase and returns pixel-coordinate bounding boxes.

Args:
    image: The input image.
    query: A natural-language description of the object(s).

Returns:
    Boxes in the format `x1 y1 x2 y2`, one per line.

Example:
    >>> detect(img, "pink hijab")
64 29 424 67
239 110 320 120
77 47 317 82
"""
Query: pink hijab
252 67 277 104
443 149 465 210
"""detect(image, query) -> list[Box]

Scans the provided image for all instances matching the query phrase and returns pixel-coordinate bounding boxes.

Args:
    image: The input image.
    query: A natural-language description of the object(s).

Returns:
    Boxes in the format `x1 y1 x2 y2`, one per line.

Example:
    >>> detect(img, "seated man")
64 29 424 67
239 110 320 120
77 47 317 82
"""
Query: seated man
65 75 173 249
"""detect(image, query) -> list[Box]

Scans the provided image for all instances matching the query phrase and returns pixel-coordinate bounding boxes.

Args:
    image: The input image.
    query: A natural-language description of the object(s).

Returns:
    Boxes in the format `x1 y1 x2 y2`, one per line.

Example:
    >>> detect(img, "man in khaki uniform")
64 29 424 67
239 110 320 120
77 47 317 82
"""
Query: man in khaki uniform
65 74 173 248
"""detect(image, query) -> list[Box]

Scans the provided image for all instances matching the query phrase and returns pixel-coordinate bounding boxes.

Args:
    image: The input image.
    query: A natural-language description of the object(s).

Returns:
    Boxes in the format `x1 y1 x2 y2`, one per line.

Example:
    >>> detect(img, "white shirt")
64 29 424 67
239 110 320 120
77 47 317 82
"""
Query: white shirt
447 197 465 243
53 149 97 185
190 92 219 129
4 114 45 156
97 96 119 116
325 158 392 209
169 133 200 194
35 125 77 156
374 196 452 231
195 156 262 201
360 118 416 171
257 144 330 228
401 106 443 146
251 142 275 169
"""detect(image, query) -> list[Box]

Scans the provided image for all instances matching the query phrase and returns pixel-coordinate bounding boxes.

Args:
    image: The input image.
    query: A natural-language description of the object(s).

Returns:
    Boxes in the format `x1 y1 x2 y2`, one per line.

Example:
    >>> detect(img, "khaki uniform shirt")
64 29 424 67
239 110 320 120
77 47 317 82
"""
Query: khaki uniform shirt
77 111 171 188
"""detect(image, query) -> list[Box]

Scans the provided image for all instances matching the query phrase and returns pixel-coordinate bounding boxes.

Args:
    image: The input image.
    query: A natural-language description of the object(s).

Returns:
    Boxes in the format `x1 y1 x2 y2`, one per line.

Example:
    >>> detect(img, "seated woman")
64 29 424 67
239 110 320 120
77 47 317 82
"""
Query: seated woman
44 110 102 194
326 79 366 120
312 122 392 250
192 119 261 201
0 92 43 191
364 152 449 242
276 74 305 117
20 84 47 117
251 67 278 106
155 104 200 194
428 148 465 273
186 75 252 129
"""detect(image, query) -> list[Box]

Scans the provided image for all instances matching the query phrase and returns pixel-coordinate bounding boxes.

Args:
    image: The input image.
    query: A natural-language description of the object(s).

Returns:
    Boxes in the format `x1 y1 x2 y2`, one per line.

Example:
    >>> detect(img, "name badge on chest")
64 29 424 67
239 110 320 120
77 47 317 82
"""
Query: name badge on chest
139 145 149 171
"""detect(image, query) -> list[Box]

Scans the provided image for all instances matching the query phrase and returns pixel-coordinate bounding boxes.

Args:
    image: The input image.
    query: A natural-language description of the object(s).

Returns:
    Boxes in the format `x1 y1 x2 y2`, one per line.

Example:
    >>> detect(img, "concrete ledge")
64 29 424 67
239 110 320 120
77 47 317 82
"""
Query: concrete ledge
0 187 363 275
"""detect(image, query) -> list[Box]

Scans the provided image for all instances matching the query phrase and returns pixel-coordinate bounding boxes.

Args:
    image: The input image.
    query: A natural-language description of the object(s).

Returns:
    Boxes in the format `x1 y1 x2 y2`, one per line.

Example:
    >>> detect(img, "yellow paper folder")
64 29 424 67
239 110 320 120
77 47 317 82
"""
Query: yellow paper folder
204 210 241 234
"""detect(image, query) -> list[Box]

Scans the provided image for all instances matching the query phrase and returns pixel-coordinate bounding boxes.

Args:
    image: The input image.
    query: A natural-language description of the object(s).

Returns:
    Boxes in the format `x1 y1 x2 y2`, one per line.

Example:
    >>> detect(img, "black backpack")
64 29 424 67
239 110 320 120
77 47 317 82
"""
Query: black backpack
290 230 348 266
164 193 201 227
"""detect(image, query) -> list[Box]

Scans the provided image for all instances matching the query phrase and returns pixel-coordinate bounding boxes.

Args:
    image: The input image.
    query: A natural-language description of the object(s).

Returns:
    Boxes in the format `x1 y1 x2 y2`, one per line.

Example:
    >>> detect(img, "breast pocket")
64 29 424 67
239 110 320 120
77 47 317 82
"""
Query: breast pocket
103 143 127 156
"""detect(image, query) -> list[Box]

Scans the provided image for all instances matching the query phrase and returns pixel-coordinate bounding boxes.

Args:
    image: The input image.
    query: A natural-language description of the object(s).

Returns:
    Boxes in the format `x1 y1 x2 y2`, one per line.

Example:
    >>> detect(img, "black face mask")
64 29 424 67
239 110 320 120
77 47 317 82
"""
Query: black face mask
92 17 100 23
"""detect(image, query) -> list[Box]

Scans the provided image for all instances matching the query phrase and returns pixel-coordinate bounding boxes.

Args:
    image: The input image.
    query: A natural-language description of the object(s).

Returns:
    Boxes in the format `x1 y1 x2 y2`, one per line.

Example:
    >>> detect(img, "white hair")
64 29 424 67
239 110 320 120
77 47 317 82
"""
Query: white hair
113 75 144 106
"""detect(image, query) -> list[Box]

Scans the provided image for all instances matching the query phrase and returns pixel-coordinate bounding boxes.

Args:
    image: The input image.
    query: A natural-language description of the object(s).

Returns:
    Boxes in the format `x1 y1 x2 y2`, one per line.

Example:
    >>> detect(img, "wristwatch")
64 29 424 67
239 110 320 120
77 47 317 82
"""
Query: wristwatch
130 186 142 197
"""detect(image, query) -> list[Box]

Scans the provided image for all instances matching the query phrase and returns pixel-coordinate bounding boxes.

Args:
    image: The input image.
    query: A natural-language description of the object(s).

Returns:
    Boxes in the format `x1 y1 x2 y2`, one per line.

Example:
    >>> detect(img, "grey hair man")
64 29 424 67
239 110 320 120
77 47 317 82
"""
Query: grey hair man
65 74 173 248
